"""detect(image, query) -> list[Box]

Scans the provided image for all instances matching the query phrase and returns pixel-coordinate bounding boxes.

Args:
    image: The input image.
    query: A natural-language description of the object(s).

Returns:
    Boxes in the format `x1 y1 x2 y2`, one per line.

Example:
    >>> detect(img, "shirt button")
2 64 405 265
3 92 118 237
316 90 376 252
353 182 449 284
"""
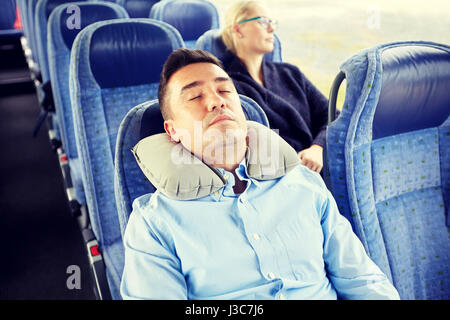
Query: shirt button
252 233 260 241
268 272 275 279
279 293 287 300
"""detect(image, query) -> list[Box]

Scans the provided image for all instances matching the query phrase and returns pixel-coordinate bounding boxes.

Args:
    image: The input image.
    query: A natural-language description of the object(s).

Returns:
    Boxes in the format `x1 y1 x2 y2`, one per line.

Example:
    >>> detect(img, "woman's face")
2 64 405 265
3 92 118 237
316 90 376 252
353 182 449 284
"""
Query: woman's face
235 4 276 56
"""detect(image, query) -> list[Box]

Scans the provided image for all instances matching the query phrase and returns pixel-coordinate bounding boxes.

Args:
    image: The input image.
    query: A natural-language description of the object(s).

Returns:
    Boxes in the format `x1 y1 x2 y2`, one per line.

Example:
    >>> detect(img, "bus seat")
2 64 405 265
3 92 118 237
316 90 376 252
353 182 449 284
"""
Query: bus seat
196 28 282 68
0 0 22 41
29 0 44 70
149 0 219 49
114 95 270 236
17 0 28 35
36 0 89 84
17 0 29 40
69 18 184 299
48 1 129 206
116 0 160 18
34 0 90 148
326 41 450 299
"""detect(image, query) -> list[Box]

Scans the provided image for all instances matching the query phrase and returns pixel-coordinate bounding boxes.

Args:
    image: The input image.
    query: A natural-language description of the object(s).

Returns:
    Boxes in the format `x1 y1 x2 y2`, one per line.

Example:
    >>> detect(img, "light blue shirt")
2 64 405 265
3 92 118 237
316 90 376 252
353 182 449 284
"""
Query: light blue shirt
120 160 400 300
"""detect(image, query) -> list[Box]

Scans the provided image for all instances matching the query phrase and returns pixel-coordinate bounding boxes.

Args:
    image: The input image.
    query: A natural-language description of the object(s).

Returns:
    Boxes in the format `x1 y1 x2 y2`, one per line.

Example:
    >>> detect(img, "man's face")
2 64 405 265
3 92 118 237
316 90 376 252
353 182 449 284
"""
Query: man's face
164 62 248 166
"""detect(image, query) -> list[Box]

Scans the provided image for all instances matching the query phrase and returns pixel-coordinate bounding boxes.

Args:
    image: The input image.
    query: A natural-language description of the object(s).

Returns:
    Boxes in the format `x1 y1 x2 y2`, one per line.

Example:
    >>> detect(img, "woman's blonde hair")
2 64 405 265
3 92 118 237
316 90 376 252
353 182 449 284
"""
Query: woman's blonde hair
221 0 260 54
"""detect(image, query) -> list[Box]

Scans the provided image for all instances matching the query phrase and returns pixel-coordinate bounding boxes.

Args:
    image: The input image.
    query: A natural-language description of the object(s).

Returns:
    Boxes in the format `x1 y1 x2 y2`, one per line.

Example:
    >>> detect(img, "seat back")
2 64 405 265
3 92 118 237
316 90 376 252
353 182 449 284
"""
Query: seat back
47 2 129 203
326 41 450 299
36 0 90 83
69 18 183 299
114 95 269 236
48 2 128 159
150 0 219 49
28 0 42 66
17 0 30 39
116 0 159 18
196 28 282 68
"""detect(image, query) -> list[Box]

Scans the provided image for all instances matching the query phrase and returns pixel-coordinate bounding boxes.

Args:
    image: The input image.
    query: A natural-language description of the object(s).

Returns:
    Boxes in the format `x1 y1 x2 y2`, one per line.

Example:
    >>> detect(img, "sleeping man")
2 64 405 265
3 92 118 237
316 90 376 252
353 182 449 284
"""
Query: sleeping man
120 48 400 300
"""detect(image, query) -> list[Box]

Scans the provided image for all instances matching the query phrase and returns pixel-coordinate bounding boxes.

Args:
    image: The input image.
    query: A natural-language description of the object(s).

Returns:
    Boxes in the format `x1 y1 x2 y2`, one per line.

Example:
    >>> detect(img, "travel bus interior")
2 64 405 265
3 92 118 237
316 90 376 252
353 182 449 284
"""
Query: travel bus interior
0 0 448 300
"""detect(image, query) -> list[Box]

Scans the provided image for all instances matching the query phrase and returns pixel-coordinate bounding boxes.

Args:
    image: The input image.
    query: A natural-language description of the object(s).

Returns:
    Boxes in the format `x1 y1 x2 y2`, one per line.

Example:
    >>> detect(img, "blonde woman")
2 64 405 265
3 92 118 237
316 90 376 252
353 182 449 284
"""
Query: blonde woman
222 1 328 173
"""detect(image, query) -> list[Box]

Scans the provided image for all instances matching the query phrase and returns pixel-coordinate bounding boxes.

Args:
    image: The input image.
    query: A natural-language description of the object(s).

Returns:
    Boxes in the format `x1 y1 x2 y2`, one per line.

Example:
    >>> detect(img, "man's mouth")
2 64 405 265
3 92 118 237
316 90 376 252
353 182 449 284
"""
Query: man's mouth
209 114 234 127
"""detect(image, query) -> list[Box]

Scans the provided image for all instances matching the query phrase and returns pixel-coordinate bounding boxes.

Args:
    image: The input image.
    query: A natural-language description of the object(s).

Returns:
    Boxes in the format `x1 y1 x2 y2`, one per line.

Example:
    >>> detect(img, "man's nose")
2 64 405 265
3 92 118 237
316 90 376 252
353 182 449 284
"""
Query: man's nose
206 93 225 112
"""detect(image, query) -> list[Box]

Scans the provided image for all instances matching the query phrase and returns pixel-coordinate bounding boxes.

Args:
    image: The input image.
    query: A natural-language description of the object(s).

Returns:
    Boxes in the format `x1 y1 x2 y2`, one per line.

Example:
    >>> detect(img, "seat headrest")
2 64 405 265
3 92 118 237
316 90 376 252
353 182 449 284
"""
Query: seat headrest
122 0 159 18
89 20 183 88
196 29 282 68
45 0 88 19
374 45 450 139
59 3 128 50
158 0 219 41
132 121 300 200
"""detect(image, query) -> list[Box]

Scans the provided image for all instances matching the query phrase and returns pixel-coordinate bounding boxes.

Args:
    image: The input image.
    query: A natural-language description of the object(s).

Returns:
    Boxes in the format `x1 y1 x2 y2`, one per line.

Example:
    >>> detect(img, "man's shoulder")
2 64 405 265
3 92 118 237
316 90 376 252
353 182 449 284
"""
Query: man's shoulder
133 190 172 212
132 190 212 219
281 164 328 196
131 191 169 221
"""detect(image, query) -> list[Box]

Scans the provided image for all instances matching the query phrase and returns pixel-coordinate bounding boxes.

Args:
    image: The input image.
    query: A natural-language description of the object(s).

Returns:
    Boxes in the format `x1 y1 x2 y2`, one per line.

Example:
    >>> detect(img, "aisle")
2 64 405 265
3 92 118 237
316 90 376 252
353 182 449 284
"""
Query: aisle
0 89 95 299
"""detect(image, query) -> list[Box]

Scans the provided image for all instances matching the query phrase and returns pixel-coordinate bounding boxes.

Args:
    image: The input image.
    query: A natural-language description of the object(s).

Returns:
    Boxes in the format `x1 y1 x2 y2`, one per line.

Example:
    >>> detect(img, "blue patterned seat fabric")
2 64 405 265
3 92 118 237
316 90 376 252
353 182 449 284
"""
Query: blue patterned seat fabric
114 95 270 236
326 41 450 300
196 28 283 68
150 0 219 49
48 2 129 204
116 0 160 18
69 18 184 299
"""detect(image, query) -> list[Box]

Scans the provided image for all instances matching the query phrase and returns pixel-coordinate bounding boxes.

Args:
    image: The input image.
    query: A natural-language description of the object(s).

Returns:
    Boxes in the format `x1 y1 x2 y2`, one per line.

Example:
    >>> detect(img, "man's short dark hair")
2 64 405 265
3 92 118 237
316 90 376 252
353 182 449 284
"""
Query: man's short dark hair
158 48 224 120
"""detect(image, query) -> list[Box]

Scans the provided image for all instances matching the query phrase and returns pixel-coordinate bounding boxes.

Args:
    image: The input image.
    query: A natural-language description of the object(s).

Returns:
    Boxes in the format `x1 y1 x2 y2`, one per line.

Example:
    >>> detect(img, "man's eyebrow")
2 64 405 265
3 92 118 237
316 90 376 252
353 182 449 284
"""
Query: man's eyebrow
180 77 231 93
181 80 204 93
215 76 231 83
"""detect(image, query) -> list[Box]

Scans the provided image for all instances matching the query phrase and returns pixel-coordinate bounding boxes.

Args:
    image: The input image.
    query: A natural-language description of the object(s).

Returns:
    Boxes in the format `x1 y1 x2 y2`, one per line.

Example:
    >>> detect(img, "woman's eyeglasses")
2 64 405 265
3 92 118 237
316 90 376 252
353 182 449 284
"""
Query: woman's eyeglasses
237 16 278 31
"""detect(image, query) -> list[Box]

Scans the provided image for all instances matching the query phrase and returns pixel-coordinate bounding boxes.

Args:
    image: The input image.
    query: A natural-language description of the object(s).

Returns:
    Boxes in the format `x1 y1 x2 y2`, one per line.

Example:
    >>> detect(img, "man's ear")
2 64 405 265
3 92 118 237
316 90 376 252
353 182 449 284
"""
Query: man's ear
164 120 180 143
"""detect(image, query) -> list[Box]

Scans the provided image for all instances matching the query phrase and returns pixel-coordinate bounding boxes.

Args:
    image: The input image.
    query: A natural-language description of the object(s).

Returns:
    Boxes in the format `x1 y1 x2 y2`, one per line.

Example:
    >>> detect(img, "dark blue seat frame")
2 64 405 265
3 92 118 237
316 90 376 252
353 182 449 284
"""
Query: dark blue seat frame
326 41 450 299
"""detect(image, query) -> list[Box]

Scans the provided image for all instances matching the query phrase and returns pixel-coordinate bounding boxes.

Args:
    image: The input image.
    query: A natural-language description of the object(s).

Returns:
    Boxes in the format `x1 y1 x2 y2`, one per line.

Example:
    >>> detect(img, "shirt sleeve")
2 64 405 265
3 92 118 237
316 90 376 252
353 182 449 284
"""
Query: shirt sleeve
319 186 400 300
120 198 188 300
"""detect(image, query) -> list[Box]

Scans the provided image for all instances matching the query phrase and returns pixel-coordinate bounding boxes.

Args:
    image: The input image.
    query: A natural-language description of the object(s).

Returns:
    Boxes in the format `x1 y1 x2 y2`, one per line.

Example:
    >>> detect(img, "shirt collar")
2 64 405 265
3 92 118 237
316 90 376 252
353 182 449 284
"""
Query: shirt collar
211 158 261 201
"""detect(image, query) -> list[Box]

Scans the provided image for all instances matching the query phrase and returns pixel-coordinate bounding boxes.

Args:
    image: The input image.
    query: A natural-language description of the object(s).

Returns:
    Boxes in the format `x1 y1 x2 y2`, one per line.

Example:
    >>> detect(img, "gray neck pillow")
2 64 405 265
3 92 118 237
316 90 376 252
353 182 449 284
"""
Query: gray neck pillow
132 121 300 200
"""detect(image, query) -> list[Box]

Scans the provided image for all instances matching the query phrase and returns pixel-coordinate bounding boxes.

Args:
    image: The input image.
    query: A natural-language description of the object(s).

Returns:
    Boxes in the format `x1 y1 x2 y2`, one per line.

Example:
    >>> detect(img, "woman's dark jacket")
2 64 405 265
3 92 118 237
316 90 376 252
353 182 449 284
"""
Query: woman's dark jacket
226 56 329 152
